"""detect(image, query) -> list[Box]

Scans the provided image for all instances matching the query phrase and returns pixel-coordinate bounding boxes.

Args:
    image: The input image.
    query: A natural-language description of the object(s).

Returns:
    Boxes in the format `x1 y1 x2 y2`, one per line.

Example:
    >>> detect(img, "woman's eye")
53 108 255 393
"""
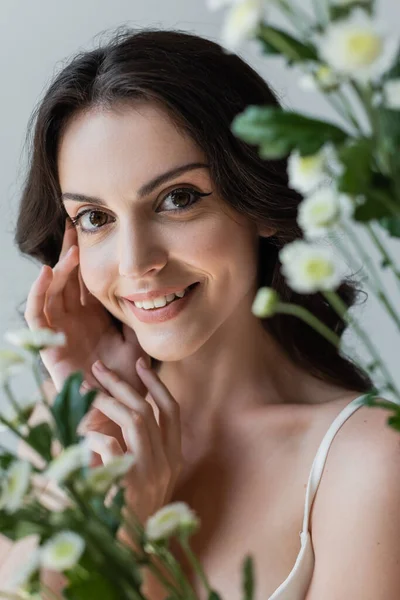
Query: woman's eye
157 187 211 213
69 210 113 235
69 187 211 235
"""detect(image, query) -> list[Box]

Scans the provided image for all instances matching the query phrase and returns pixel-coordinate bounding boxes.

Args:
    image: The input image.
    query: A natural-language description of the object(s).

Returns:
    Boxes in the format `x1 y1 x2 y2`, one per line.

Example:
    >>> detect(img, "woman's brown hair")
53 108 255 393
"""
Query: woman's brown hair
14 26 373 392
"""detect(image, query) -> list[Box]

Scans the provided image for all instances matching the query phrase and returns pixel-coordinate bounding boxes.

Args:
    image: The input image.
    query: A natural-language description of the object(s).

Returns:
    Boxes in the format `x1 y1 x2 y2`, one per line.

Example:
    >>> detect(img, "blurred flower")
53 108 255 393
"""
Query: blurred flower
145 502 200 542
252 287 280 318
316 9 399 83
298 64 341 92
382 78 400 109
44 441 91 484
40 531 85 572
0 460 32 513
0 350 27 384
86 454 136 494
4 327 66 353
297 187 355 239
221 0 265 51
5 550 40 591
279 240 345 293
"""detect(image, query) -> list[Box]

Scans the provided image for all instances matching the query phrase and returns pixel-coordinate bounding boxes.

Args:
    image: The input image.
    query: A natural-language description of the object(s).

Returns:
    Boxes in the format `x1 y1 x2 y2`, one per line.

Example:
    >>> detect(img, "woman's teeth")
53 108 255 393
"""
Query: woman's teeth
134 287 187 310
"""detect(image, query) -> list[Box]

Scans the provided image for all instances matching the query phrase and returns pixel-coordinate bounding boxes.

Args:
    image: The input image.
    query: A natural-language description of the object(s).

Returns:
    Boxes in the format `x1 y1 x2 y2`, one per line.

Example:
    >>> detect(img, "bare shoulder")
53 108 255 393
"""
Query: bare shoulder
306 395 400 598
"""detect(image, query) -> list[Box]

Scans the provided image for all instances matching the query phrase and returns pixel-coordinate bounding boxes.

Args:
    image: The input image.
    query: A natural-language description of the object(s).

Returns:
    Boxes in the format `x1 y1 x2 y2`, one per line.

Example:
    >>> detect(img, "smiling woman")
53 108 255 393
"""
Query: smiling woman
8 26 399 600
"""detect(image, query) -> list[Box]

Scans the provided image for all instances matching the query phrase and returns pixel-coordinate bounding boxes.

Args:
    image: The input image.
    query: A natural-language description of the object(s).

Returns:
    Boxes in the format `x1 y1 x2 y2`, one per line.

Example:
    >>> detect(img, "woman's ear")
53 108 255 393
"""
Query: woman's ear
257 223 278 238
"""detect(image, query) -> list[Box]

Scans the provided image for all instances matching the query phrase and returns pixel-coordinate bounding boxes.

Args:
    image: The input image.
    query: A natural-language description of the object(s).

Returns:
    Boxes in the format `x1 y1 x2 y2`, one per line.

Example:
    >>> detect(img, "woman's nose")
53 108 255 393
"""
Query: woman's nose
117 223 168 278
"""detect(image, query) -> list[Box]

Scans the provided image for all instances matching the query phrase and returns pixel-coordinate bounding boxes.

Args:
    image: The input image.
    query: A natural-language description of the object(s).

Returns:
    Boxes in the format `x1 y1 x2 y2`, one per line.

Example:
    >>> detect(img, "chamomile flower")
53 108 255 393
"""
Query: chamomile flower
382 78 400 109
0 350 27 384
252 287 280 318
4 327 66 353
297 187 355 239
316 9 399 83
298 64 341 92
4 550 40 591
221 0 265 52
44 441 91 484
0 460 32 513
279 240 345 293
40 531 85 572
145 502 200 542
86 454 136 494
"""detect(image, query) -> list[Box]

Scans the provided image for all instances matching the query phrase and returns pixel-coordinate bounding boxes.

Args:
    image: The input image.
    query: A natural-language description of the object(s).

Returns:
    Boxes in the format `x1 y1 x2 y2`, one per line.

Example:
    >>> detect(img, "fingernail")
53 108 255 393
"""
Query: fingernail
137 357 148 370
93 360 107 372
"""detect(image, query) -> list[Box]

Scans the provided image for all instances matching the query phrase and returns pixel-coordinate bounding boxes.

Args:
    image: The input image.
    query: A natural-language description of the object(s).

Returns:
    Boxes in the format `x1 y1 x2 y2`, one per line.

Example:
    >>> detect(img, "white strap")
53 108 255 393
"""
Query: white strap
301 394 369 535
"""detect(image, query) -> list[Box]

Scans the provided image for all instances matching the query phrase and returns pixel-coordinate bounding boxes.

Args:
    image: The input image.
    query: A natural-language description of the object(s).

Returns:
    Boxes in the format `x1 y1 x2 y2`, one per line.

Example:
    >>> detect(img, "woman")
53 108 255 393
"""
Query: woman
8 26 400 599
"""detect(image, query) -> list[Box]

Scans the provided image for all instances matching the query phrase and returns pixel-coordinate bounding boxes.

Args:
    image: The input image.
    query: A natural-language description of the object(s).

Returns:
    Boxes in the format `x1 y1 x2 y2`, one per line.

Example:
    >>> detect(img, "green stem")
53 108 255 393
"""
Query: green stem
157 546 199 600
339 223 400 333
335 89 365 135
323 290 400 399
366 222 400 291
277 303 341 347
179 536 213 596
277 0 312 35
31 358 50 407
2 381 31 432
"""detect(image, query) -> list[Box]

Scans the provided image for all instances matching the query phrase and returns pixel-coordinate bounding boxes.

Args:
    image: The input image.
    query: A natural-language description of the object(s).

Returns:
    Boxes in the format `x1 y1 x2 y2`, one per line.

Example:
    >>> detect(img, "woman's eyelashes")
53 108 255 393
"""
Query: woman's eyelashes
68 187 212 236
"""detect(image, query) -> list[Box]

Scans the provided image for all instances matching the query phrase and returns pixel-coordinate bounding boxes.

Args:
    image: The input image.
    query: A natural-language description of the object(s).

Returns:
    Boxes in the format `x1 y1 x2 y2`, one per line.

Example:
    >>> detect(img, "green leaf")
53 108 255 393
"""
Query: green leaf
337 138 374 195
208 592 223 600
63 572 120 600
50 371 97 447
329 2 374 21
25 422 53 461
89 496 121 536
0 453 15 470
242 555 255 600
231 106 348 159
379 216 400 238
256 23 318 63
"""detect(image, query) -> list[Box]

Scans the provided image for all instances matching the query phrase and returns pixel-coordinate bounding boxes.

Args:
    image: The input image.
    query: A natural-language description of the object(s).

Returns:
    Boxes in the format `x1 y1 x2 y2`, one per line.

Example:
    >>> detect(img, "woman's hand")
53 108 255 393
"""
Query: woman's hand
80 357 183 530
24 218 149 397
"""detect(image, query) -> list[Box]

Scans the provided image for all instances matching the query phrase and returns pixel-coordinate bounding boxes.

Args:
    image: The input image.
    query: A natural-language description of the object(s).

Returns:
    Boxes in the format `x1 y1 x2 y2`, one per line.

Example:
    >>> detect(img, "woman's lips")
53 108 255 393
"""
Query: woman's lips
124 282 200 323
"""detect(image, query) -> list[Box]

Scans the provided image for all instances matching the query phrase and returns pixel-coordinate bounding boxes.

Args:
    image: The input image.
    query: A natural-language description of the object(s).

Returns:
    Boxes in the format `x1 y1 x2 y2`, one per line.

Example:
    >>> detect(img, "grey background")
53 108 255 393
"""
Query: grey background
1 0 399 423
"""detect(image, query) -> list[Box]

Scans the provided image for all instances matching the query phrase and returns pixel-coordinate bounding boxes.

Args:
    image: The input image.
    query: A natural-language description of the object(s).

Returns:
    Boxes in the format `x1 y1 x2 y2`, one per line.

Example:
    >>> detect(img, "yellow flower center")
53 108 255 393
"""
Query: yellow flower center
305 258 334 281
299 155 322 174
346 32 383 66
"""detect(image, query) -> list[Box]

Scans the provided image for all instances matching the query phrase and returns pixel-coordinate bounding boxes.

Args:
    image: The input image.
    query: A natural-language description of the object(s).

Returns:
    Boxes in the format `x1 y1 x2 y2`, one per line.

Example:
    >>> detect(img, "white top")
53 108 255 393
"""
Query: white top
267 393 377 599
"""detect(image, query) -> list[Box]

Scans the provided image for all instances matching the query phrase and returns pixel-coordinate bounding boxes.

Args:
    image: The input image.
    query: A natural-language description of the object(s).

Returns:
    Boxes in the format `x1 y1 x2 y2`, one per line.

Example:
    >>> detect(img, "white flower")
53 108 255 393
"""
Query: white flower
252 287 280 318
145 502 200 542
288 144 344 195
4 327 66 353
44 441 91 484
279 240 345 293
382 78 400 109
298 64 341 92
316 9 399 83
0 350 27 384
40 531 85 572
86 454 135 494
5 550 40 591
297 187 355 239
221 0 265 52
0 460 31 513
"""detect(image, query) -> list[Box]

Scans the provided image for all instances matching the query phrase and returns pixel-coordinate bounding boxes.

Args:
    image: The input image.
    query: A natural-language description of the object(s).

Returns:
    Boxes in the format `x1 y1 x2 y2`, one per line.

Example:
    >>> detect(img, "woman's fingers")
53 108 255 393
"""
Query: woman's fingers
85 430 124 466
24 266 53 330
91 363 167 472
45 246 79 318
90 391 154 477
135 359 182 471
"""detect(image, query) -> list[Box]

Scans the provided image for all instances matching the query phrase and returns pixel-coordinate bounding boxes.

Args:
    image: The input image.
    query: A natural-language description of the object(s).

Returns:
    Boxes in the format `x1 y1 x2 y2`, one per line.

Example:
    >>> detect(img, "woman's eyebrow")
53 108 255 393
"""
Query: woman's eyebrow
61 162 210 206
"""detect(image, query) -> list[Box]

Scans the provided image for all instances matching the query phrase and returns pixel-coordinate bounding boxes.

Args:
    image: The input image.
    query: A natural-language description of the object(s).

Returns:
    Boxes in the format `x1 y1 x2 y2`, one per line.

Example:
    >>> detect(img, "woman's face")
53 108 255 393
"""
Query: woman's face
58 101 263 361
